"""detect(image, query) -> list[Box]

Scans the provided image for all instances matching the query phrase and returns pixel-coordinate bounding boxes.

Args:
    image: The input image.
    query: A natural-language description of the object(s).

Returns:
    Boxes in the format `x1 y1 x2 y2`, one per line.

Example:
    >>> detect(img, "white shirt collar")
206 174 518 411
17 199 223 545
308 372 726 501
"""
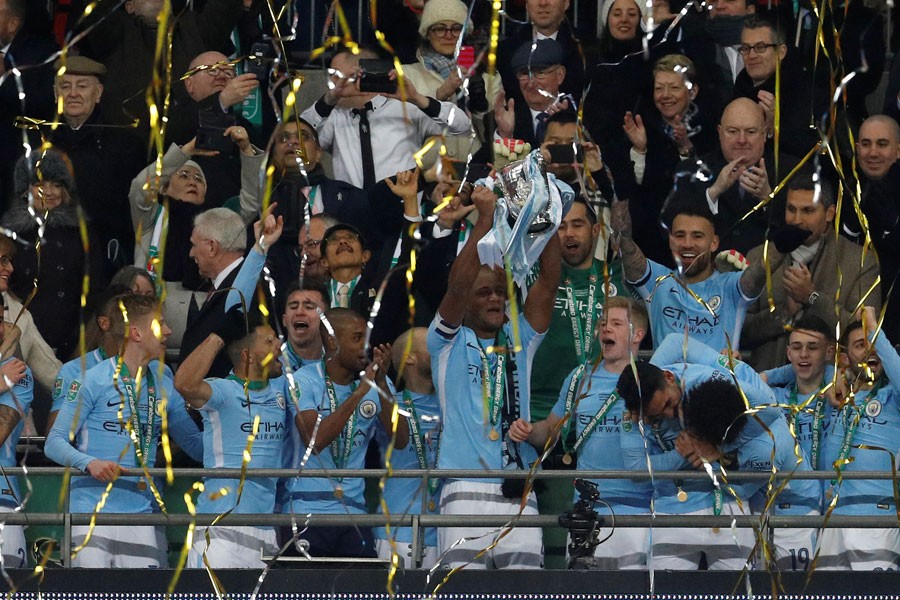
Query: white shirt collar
213 257 243 290
534 30 559 41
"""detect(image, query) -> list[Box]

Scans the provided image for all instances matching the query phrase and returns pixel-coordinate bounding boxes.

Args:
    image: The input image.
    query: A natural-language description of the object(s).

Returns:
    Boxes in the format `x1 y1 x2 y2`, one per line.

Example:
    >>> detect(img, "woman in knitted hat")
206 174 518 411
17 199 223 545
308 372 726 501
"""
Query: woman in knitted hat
402 0 500 163
2 148 105 361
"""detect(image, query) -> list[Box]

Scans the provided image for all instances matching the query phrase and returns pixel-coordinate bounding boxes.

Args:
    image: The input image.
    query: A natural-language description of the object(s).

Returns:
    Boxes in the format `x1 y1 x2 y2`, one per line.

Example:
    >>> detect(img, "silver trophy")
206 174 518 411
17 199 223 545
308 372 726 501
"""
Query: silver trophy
494 151 554 235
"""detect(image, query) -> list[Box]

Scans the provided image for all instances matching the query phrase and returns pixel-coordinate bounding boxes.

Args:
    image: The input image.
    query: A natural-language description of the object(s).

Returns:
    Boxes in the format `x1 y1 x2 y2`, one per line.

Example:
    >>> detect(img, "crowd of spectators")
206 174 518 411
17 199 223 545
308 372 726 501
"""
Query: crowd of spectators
0 0 899 574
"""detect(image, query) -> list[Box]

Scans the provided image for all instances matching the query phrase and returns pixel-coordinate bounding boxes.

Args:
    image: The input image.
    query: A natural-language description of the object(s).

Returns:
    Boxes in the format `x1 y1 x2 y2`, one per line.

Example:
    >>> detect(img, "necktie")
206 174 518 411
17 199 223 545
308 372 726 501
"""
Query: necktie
337 283 350 308
534 112 548 144
352 102 376 189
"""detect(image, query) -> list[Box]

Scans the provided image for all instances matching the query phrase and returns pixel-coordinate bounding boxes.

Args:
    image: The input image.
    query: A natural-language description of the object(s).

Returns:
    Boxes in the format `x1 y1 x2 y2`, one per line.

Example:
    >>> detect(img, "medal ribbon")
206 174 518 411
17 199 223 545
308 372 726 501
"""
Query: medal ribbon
789 378 827 469
560 364 586 454
325 372 359 480
477 330 507 434
402 391 439 498
564 263 599 364
118 363 157 466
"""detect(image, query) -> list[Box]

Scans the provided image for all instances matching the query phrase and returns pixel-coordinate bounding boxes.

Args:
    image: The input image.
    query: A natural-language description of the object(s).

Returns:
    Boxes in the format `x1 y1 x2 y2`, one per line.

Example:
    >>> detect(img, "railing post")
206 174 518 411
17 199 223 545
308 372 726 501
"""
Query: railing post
62 512 71 569
411 514 423 569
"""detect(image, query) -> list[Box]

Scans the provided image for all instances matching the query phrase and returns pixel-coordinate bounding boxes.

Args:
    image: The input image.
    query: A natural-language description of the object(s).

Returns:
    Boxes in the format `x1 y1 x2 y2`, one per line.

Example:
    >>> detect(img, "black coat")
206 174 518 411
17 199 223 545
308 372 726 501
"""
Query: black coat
842 163 900 341
42 108 147 272
0 31 58 208
2 201 106 361
266 170 407 299
696 148 796 254
178 264 243 378
76 0 243 133
497 22 588 105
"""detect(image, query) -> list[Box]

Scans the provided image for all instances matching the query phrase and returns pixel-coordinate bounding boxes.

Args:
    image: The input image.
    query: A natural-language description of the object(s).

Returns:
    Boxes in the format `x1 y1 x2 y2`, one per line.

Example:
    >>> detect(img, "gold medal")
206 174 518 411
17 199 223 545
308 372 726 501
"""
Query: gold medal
334 486 344 500
428 500 436 512
561 453 573 466
489 429 500 441
677 489 688 502
137 481 147 492
712 527 720 534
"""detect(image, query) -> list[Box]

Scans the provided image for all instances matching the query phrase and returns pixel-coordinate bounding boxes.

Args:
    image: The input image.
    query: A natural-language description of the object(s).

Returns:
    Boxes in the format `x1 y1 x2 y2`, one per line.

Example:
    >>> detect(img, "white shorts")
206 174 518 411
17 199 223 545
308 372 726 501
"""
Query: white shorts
189 526 278 569
0 506 26 568
650 505 754 571
816 527 900 571
71 525 160 568
437 480 543 570
375 538 439 570
569 526 649 570
771 510 817 571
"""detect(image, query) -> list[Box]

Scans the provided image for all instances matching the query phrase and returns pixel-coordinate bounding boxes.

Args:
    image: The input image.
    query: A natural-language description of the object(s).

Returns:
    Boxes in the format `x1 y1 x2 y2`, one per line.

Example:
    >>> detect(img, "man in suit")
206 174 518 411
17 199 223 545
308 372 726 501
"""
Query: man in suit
496 0 584 106
741 171 881 370
700 97 791 254
266 118 408 296
178 207 249 377
494 39 571 150
0 0 57 206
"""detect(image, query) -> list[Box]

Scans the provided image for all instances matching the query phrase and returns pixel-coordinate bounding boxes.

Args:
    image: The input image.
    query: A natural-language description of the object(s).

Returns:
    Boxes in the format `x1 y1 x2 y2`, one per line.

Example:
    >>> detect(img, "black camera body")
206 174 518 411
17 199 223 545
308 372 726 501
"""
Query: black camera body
547 143 584 164
558 478 604 568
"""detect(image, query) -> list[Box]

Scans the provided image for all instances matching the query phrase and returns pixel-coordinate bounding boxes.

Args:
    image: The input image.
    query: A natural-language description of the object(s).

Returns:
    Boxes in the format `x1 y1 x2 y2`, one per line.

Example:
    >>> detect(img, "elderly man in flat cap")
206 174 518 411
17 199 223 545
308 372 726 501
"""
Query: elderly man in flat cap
44 55 145 274
493 38 575 151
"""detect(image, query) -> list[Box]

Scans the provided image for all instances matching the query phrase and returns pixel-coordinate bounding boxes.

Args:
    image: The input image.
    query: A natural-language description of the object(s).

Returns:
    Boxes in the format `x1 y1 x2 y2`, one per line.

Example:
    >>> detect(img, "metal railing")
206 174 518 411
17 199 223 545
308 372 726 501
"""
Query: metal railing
7 467 899 568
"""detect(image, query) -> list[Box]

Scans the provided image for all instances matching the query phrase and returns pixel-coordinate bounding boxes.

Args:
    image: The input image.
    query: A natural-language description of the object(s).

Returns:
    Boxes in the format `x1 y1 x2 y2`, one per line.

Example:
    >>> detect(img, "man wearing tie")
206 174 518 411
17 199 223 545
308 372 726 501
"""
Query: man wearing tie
178 207 251 378
494 38 573 152
300 48 471 190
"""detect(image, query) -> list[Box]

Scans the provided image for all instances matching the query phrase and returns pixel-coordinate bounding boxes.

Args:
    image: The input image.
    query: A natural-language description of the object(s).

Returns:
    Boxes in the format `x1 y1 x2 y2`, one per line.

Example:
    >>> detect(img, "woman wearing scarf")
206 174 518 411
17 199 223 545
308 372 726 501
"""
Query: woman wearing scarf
622 54 718 266
402 0 500 164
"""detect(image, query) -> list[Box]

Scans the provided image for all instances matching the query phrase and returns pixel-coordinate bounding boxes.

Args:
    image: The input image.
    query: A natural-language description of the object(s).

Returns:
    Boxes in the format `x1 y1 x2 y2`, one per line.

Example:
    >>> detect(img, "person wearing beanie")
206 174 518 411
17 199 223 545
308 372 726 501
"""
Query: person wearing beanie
129 129 264 350
401 0 500 164
42 55 146 278
1 149 105 363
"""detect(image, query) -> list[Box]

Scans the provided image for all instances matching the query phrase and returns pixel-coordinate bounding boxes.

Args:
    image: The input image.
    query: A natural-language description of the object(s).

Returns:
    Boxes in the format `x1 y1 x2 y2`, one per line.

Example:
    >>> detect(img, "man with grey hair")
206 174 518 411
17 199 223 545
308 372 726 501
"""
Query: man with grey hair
178 207 251 376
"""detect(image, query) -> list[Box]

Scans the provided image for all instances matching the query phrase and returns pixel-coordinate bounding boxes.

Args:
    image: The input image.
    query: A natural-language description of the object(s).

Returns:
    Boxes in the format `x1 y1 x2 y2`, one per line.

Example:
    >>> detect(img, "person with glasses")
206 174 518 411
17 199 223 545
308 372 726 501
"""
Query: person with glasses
732 16 821 159
401 0 499 164
496 0 585 111
166 49 267 210
494 38 573 152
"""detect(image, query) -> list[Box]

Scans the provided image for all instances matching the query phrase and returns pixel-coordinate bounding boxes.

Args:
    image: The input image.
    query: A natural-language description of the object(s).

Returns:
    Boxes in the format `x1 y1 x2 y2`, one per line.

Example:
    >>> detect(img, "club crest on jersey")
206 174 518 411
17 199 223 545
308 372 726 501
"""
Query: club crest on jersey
66 381 81 403
865 399 882 418
708 295 722 311
276 392 286 410
359 399 378 419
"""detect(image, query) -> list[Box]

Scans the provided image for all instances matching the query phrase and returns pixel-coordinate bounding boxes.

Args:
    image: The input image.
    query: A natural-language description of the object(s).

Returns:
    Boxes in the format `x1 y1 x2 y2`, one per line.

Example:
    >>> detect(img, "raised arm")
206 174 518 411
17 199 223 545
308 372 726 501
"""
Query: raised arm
225 206 283 313
523 234 561 334
435 186 496 327
610 198 649 283
173 334 220 409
